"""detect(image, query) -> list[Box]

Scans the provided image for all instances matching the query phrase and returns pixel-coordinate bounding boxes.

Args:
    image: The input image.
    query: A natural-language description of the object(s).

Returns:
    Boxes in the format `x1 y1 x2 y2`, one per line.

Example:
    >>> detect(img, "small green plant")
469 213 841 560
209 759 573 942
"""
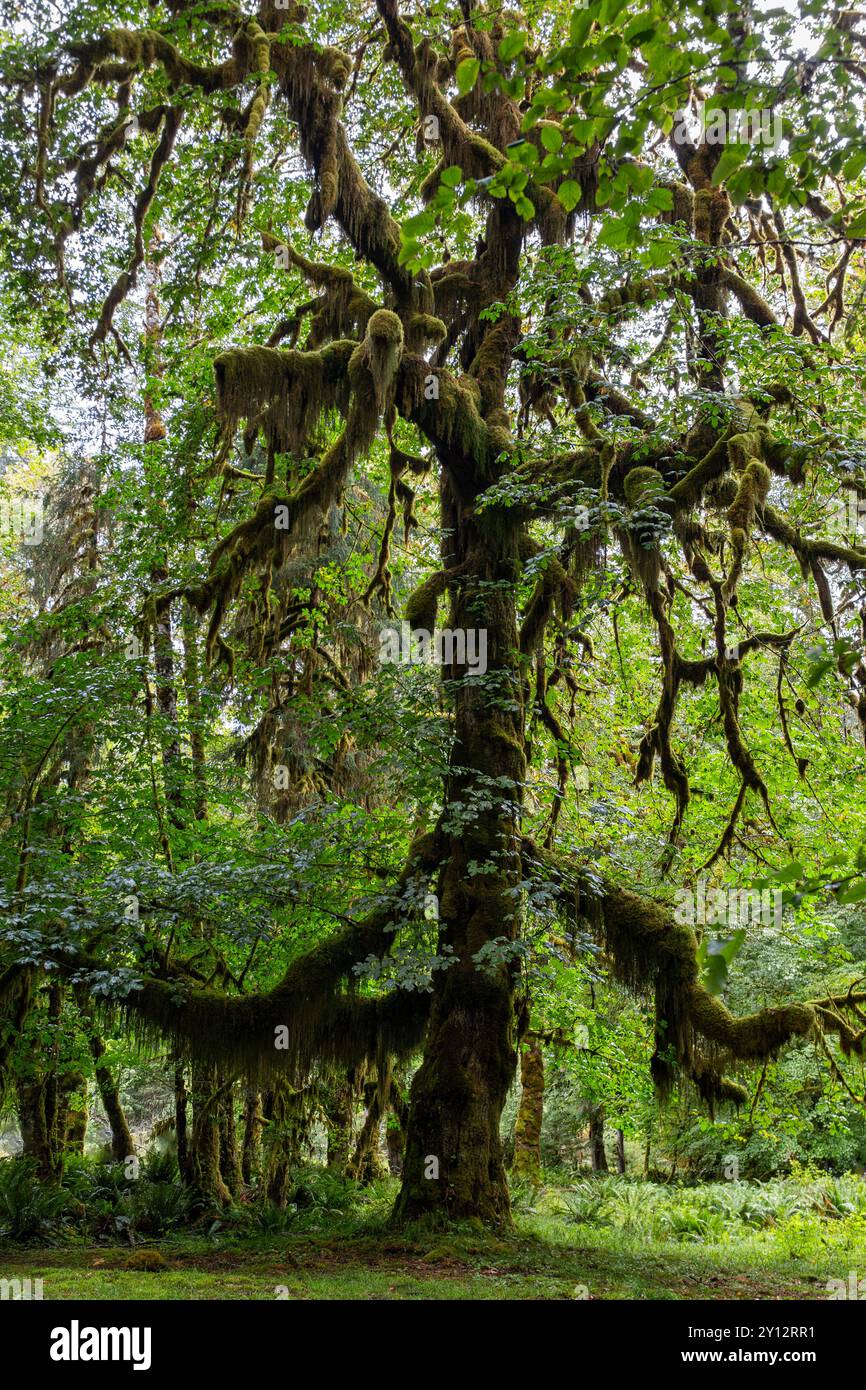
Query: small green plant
0 1157 68 1243
130 1181 195 1235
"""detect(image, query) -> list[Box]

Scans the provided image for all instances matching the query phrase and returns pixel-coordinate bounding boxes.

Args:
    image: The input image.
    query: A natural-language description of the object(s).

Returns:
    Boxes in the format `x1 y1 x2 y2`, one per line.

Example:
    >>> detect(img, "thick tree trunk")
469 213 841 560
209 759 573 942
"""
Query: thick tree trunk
589 1106 609 1173
512 1033 544 1182
392 442 525 1227
189 1062 232 1205
17 1076 64 1180
324 1069 358 1173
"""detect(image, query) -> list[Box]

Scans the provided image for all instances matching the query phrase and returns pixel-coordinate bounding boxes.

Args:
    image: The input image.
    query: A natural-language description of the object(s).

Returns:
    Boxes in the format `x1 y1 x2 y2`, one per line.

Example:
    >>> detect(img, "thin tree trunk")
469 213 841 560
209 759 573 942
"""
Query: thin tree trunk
241 1088 264 1184
512 1033 544 1182
589 1106 609 1173
218 1081 244 1196
348 1068 389 1184
175 1063 191 1183
324 1068 361 1173
261 1079 308 1206
386 1075 408 1176
77 993 135 1160
615 1128 626 1175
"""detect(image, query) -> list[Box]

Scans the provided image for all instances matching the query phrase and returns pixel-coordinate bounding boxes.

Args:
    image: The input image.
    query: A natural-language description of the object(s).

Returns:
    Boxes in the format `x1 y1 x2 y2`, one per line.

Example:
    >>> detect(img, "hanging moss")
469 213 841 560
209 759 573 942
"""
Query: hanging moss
214 340 354 456
723 457 771 600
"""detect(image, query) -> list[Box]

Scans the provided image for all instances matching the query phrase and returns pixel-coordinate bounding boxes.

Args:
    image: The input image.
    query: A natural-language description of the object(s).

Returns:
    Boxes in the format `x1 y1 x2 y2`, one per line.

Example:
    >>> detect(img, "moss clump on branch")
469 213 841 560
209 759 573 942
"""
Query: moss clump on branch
214 340 354 456
405 570 449 632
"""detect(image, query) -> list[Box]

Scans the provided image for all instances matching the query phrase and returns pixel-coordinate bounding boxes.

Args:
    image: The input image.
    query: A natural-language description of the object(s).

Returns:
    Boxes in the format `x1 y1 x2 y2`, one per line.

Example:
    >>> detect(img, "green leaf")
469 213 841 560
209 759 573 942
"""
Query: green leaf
498 31 526 62
440 165 463 188
767 862 804 884
456 58 480 97
403 209 436 236
541 126 563 154
557 179 582 212
711 144 748 186
647 187 674 212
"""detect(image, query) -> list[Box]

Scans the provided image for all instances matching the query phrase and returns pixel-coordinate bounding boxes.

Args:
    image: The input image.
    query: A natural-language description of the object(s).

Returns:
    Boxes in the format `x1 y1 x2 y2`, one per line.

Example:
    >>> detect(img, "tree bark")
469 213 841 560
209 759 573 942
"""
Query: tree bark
218 1081 244 1196
393 440 525 1227
189 1062 232 1205
616 1128 626 1175
175 1063 191 1183
77 994 135 1160
512 1033 544 1182
589 1106 609 1173
348 1068 389 1184
241 1087 264 1184
324 1069 358 1174
61 1070 88 1154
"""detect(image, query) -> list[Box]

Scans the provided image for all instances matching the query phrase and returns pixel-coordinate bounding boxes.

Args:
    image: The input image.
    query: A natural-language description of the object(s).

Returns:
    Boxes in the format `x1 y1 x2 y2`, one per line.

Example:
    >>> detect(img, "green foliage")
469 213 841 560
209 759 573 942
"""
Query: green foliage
0 1158 68 1243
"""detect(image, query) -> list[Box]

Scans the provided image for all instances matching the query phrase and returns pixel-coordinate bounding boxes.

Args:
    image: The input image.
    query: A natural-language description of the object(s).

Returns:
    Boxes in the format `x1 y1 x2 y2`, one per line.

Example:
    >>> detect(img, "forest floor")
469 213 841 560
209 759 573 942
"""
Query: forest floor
3 1178 865 1300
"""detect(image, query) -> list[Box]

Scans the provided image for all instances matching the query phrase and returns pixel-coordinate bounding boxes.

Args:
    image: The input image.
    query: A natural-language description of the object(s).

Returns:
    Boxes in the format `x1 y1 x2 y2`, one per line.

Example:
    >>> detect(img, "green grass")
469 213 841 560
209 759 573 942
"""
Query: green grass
3 1173 866 1300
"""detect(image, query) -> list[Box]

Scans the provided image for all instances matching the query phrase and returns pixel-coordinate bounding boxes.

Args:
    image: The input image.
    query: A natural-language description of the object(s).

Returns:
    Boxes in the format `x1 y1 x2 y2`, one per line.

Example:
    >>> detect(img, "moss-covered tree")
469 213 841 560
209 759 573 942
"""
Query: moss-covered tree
2 0 866 1226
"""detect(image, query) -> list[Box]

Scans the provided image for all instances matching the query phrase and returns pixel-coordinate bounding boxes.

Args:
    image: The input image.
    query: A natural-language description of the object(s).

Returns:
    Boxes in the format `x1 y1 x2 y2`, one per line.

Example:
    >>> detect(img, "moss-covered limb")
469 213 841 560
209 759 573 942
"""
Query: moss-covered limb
760 501 866 572
374 0 567 241
519 551 577 658
583 371 655 431
46 833 442 1076
91 106 182 347
214 339 355 453
198 328 400 656
722 457 772 601
594 273 682 322
395 354 497 488
404 569 450 631
467 316 521 422
272 42 421 307
523 840 866 1095
260 233 377 346
532 660 572 846
111 969 431 1078
677 629 796 687
633 588 691 849
62 22 265 95
720 268 779 328
665 431 734 509
773 208 825 344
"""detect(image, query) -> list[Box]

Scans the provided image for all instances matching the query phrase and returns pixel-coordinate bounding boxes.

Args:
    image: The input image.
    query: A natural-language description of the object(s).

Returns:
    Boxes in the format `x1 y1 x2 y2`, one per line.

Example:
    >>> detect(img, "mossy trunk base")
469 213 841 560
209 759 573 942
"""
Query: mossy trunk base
391 972 515 1228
